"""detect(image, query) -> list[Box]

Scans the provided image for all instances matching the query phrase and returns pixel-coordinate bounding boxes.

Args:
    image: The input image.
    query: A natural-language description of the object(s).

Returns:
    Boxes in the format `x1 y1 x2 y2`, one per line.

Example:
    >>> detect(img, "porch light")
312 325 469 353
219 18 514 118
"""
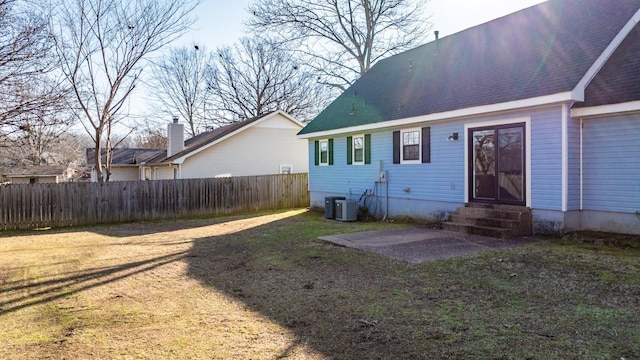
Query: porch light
448 132 459 141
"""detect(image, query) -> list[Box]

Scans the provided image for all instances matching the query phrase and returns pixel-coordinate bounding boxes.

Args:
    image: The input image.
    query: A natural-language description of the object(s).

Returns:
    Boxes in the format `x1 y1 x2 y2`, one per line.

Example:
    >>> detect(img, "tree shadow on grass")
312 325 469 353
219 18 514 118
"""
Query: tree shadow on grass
185 212 428 359
0 251 188 315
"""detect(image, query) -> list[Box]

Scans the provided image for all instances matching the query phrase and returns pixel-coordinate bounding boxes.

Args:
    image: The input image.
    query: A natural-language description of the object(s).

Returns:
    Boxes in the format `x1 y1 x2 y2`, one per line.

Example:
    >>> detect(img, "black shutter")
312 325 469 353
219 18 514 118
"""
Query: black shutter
328 138 334 165
364 134 371 164
346 136 353 165
392 131 400 164
314 140 319 166
422 127 431 163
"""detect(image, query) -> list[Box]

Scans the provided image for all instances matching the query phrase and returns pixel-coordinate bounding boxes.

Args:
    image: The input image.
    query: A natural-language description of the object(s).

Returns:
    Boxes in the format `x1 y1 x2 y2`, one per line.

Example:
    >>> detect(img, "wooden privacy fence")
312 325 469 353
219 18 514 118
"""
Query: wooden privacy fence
0 173 309 230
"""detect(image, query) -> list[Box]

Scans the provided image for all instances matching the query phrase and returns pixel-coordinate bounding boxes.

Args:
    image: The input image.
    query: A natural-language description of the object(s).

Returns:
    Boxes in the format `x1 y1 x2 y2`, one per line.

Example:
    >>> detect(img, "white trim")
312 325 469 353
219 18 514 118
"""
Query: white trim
351 134 365 165
570 100 640 118
279 164 293 174
464 116 532 208
574 9 640 95
399 128 422 165
172 110 304 164
298 92 575 139
579 118 584 211
561 104 569 212
319 139 329 166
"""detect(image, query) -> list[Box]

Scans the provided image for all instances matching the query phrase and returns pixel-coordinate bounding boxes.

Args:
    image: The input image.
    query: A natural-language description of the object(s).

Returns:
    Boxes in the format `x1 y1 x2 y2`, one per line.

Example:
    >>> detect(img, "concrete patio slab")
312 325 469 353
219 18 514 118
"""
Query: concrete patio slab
319 226 545 264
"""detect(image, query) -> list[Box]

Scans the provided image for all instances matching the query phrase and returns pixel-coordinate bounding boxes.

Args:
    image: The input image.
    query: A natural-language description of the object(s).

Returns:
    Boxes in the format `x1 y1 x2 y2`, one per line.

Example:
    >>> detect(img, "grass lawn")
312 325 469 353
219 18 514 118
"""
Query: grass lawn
1 209 639 359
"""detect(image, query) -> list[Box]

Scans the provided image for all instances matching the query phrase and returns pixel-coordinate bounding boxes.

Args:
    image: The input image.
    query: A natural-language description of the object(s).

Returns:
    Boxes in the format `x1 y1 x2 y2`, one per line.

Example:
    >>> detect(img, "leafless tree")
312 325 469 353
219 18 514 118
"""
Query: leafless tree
0 0 63 129
148 44 211 138
247 0 431 91
207 37 329 124
51 0 199 182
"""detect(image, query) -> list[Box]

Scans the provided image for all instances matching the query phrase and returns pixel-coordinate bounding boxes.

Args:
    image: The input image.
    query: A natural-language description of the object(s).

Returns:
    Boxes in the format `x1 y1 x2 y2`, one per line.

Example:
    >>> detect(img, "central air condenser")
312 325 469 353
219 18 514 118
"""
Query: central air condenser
335 200 358 221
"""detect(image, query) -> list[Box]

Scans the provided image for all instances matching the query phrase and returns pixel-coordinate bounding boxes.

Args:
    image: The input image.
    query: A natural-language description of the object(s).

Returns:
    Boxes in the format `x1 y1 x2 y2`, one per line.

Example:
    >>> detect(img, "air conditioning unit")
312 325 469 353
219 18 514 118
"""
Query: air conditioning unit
335 200 358 221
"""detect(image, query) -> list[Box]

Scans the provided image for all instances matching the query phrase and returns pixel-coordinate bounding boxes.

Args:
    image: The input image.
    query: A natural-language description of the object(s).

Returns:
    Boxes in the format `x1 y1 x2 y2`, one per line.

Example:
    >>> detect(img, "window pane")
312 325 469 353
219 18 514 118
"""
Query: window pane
402 131 420 160
354 136 364 162
320 141 328 164
403 144 419 160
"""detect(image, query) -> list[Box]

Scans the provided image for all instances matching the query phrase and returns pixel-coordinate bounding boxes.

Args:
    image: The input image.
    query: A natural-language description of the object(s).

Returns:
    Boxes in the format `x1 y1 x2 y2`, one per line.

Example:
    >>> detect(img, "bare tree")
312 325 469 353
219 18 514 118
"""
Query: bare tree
0 0 62 129
247 0 431 90
207 37 329 123
51 0 199 182
148 44 210 137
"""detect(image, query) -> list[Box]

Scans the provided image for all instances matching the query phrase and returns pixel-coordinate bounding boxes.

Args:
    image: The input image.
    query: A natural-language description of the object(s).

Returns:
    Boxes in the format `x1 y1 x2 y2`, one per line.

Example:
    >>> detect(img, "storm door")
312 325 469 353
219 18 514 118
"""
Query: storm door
469 123 526 205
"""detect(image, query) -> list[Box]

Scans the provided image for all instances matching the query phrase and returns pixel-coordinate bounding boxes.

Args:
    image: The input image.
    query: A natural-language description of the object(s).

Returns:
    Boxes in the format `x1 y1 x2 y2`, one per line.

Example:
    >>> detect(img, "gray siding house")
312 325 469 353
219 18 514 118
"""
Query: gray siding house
298 0 640 235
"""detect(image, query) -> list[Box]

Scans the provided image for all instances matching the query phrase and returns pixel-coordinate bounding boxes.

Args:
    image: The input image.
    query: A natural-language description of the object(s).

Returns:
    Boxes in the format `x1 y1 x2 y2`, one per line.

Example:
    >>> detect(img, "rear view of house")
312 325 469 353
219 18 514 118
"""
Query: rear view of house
298 0 640 235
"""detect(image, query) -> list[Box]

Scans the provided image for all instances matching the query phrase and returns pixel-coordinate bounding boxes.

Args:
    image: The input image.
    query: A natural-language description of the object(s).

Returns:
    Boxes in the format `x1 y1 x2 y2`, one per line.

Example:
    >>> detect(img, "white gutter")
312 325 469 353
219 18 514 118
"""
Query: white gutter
571 100 640 118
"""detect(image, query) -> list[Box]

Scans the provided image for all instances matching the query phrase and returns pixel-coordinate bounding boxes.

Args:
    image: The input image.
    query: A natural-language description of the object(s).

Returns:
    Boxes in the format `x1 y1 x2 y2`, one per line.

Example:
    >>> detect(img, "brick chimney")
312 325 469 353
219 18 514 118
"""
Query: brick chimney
167 116 184 157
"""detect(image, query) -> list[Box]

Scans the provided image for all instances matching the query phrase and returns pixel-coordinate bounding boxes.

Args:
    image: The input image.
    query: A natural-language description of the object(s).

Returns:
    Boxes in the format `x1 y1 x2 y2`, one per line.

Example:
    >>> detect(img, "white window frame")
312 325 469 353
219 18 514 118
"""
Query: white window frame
319 139 329 166
401 128 421 164
280 164 293 174
352 134 365 165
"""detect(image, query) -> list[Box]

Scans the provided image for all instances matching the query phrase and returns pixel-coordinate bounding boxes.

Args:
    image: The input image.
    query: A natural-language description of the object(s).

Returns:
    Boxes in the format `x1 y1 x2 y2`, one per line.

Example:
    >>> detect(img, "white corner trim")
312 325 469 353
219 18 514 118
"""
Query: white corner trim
574 8 640 94
570 100 640 118
561 104 569 213
298 91 576 139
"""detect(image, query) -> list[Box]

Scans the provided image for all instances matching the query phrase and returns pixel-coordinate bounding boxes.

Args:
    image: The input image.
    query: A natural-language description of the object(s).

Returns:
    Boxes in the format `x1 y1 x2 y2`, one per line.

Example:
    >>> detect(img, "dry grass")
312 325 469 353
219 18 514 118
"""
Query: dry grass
1 209 639 359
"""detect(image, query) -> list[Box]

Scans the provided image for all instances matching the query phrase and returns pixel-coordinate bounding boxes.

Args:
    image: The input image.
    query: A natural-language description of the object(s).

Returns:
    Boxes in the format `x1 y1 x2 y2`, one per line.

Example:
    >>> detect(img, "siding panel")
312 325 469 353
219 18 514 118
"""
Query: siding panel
582 114 640 213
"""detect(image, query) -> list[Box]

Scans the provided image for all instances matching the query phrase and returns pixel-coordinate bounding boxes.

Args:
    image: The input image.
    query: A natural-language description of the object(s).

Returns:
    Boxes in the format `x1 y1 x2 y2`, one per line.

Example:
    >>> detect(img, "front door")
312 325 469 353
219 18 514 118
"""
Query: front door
469 123 526 205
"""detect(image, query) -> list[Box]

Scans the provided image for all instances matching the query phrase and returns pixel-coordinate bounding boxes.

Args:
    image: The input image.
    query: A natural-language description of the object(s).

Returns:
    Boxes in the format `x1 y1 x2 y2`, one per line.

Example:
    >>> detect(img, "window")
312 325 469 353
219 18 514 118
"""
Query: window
347 134 371 165
354 136 364 163
280 164 292 174
314 139 333 166
393 127 430 164
403 131 420 161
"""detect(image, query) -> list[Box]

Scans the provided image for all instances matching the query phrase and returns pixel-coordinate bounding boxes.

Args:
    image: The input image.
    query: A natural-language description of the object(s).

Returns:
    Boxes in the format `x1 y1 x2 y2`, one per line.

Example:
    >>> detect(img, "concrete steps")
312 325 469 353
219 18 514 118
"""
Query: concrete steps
442 203 532 238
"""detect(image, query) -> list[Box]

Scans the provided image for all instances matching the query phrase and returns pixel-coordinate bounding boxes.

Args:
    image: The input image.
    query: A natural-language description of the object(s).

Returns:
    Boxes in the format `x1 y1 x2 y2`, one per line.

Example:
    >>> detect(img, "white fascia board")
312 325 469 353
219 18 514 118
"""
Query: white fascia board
172 110 303 164
570 100 640 118
297 91 576 139
574 9 640 94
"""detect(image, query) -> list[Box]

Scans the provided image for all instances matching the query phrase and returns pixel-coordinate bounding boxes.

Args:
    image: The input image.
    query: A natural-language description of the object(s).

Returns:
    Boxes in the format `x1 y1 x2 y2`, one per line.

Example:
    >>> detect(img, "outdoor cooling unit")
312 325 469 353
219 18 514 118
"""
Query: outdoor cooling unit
335 200 358 221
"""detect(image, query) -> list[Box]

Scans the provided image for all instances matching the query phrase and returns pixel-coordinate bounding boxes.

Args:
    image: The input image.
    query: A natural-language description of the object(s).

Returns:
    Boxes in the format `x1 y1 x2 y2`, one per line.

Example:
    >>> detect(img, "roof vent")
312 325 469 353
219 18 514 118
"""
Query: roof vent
434 30 440 54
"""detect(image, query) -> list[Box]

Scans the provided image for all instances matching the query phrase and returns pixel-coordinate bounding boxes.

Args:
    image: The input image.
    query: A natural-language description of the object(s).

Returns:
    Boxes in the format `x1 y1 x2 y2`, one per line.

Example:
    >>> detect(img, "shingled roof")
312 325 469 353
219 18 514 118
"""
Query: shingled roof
86 148 166 166
299 0 640 135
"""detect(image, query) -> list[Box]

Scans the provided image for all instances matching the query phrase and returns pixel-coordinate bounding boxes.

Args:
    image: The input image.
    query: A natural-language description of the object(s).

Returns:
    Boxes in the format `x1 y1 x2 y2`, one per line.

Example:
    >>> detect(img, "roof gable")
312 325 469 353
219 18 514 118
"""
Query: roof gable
575 22 640 108
299 0 640 135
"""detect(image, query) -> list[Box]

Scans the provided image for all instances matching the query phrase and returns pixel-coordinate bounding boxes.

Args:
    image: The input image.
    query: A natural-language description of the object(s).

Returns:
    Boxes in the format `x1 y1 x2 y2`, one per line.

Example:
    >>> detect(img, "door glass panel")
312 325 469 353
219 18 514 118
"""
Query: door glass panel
473 129 496 200
497 127 524 202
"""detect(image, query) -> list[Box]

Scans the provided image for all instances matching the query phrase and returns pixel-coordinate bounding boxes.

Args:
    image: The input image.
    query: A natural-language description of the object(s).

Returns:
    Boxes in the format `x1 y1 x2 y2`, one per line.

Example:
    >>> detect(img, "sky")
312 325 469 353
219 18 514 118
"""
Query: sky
179 0 547 50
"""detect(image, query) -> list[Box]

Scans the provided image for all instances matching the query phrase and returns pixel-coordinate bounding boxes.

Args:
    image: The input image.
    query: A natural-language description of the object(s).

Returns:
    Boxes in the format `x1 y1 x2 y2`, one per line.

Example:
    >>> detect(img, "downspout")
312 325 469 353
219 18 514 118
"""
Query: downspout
579 118 584 211
561 104 569 213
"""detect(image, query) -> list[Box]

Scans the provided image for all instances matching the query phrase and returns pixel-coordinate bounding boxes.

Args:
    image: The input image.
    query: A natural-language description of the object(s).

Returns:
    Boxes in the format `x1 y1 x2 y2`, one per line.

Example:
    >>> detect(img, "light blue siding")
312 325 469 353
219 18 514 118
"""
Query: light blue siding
530 107 564 211
308 105 567 221
582 113 640 213
567 115 582 211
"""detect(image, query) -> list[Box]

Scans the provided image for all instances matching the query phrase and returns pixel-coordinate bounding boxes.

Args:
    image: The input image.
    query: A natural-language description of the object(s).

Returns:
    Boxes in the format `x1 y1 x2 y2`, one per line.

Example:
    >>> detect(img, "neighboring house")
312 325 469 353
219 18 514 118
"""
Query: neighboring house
298 0 640 235
4 165 67 184
88 110 309 181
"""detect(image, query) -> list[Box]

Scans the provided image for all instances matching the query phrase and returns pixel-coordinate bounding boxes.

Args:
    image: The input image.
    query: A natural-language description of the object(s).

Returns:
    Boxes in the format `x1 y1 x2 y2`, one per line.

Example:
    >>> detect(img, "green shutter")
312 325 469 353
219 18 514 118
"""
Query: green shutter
364 134 371 164
328 138 334 165
314 140 319 166
346 136 353 165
